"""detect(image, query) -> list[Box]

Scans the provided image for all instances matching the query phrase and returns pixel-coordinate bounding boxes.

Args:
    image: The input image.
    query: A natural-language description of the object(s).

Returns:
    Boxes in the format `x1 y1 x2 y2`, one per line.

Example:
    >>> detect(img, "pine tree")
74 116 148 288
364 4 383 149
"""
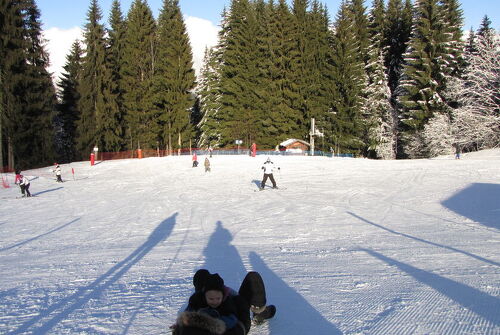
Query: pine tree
197 47 222 148
15 0 57 167
78 0 122 155
197 7 230 149
0 0 26 169
450 28 500 151
264 0 304 146
383 0 412 97
121 0 157 150
104 0 126 151
217 0 262 147
154 0 196 153
398 0 454 157
55 40 83 163
477 15 494 41
362 0 395 159
329 1 366 155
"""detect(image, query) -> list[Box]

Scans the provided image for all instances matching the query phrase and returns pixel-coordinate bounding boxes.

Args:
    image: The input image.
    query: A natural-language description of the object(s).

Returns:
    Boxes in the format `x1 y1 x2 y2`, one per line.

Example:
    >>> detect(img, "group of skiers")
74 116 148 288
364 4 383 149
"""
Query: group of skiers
191 152 280 189
13 163 63 198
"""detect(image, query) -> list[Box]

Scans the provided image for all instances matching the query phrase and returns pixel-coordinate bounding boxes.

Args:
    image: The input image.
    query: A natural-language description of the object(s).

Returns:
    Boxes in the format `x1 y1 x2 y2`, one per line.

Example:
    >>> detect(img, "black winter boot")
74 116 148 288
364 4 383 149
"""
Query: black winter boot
252 305 276 324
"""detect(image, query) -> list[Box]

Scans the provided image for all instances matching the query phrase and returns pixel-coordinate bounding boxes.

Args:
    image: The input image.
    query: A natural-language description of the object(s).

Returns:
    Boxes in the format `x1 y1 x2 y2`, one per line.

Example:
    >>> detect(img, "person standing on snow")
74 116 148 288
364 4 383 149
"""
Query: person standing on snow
53 163 63 182
192 152 198 167
204 157 211 173
16 174 31 197
260 157 279 190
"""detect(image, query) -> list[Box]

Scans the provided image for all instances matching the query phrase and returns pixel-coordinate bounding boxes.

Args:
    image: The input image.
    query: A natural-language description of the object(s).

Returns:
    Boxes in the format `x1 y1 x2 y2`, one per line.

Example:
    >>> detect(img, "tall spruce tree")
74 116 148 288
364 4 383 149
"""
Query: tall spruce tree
77 0 107 155
329 1 366 155
154 0 196 153
16 0 57 167
398 0 457 157
121 0 157 150
104 0 127 151
0 0 25 169
269 0 304 142
362 0 395 159
217 0 262 147
197 47 222 148
289 0 316 142
55 40 83 163
383 0 412 97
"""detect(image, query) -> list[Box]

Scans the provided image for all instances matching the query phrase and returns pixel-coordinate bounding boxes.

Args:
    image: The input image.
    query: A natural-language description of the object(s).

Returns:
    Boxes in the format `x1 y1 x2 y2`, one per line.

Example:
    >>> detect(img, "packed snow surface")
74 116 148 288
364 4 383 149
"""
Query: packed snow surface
1 150 499 335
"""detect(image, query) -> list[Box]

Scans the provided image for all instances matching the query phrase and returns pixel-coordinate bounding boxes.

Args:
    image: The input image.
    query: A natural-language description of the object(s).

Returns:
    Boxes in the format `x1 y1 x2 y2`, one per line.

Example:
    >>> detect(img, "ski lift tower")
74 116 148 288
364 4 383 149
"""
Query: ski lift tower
309 118 324 156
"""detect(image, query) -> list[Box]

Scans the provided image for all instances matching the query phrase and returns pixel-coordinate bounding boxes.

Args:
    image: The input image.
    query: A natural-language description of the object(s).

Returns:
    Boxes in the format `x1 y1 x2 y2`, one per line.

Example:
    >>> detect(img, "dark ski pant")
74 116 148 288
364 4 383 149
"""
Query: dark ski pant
20 184 31 197
261 173 276 188
56 175 63 182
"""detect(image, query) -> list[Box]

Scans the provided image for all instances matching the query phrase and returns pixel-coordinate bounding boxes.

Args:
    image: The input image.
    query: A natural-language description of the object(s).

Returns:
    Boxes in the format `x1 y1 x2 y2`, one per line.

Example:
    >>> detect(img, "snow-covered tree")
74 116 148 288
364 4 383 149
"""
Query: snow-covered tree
421 112 453 157
449 30 500 151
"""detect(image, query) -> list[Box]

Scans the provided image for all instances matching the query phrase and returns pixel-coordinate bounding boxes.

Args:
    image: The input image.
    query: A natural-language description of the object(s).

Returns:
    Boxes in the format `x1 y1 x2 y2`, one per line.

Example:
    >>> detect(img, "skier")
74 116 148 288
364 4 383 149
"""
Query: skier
455 144 461 159
53 163 63 182
14 169 22 184
260 157 279 190
192 153 199 168
204 157 211 173
16 174 31 197
171 270 276 335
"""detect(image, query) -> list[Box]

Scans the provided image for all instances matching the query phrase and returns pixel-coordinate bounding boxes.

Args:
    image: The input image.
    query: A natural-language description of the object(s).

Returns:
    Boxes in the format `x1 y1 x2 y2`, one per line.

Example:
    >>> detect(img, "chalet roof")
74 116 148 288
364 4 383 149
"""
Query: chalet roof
279 138 310 147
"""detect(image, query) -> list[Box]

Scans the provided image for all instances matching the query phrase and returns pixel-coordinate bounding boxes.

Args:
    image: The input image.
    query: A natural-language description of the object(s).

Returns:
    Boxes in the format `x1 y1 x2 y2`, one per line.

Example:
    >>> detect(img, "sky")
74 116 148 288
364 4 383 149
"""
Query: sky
0 149 499 334
37 0 500 82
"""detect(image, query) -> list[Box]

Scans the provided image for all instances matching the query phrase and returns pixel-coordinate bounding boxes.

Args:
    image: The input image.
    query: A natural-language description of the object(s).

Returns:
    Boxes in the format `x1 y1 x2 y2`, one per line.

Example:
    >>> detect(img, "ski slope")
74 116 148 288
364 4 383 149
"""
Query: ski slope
1 150 499 334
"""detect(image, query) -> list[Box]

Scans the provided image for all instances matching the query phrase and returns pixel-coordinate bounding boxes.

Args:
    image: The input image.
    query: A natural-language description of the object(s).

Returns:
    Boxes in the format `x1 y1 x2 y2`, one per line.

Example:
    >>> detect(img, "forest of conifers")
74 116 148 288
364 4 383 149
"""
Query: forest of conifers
1 0 499 169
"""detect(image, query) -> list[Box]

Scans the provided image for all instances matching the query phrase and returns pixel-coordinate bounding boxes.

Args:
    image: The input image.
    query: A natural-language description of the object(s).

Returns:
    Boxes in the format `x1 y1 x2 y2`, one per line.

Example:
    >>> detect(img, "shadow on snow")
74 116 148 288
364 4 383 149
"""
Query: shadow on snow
347 211 499 267
197 220 342 334
361 248 500 327
0 218 80 252
442 183 500 230
8 213 178 335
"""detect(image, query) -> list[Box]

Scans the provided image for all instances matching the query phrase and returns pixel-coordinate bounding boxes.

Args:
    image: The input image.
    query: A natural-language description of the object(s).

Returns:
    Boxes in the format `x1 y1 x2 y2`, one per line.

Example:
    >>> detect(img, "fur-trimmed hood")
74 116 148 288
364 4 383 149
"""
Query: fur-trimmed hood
177 311 226 335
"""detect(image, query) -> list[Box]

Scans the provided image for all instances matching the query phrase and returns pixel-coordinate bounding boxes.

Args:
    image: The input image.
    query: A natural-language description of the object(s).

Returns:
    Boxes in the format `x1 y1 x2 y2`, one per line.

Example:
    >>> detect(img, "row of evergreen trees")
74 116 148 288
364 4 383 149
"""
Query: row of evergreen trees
197 0 499 158
1 0 196 169
1 0 499 170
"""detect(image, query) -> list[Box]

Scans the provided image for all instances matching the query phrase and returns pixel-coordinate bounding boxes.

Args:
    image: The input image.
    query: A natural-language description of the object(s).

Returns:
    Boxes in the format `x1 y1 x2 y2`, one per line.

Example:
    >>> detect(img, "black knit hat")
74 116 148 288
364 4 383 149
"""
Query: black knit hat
203 273 224 294
193 269 210 292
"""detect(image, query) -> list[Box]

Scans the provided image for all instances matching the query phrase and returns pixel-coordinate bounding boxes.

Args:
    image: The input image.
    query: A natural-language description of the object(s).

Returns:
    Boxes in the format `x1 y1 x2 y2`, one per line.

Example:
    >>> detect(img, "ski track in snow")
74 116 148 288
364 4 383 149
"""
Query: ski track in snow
1 150 500 334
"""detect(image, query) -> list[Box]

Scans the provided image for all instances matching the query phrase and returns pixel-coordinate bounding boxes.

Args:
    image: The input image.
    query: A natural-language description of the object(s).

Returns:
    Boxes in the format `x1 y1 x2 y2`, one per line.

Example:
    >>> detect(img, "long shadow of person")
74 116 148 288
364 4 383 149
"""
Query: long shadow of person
9 213 178 335
201 221 248 289
361 248 500 328
347 211 499 267
0 218 80 252
249 252 343 335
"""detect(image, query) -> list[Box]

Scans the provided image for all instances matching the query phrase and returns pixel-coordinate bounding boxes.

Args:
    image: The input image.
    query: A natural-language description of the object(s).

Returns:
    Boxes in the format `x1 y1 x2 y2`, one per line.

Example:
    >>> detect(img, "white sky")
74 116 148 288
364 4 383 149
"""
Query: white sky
43 15 219 83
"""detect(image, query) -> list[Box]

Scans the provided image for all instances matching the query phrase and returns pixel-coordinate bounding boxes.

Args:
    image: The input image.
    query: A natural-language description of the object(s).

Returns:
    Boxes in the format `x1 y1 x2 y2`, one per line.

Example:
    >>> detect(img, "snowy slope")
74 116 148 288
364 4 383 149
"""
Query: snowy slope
0 151 499 335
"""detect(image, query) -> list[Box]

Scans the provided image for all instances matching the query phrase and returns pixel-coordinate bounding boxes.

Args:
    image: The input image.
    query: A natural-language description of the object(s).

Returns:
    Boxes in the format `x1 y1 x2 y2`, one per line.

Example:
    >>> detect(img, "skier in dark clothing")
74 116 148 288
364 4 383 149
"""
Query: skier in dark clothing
172 270 276 335
260 157 279 190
